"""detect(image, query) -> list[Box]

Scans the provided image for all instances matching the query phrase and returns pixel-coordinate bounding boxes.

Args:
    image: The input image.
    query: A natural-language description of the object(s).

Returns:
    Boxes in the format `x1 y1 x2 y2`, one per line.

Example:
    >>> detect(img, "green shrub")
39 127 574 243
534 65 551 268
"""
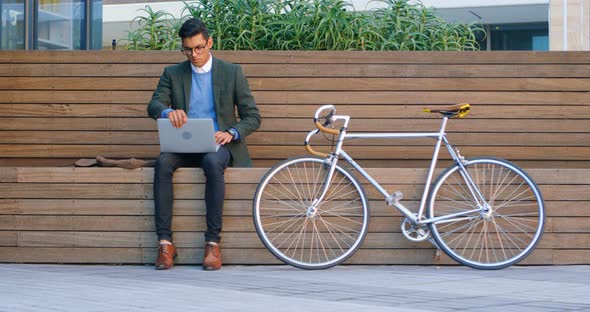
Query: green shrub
120 0 485 51
120 5 182 50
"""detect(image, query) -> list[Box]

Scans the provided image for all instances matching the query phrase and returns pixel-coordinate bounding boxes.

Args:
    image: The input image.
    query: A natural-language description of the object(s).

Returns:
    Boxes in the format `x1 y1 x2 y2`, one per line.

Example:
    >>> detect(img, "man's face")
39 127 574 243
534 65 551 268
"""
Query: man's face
181 33 213 67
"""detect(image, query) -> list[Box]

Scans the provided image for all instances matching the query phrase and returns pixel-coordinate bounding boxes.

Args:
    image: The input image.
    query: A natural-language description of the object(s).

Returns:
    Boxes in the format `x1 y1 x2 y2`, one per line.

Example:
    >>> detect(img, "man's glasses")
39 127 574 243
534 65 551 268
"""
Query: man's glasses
181 45 207 56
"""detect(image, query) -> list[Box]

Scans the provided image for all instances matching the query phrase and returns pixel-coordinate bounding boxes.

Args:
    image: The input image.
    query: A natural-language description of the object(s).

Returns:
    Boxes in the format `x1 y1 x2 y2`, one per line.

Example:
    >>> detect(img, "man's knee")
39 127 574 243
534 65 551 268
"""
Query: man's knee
155 153 177 176
201 153 227 176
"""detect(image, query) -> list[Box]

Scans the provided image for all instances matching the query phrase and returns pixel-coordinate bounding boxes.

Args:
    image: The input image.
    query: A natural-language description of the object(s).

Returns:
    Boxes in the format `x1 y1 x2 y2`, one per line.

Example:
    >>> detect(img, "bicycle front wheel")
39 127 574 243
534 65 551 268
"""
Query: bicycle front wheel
253 156 369 269
428 157 545 269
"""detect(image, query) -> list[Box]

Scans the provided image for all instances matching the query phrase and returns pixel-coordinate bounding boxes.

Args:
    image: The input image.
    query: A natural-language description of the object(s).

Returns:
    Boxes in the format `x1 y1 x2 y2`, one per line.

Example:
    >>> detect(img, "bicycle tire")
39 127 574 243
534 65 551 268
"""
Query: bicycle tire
428 157 545 269
253 156 369 270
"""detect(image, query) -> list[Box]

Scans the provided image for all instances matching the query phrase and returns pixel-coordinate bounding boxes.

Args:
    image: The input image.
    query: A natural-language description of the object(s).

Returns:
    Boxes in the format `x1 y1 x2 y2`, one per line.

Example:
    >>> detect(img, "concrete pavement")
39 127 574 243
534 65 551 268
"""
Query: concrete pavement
0 264 589 311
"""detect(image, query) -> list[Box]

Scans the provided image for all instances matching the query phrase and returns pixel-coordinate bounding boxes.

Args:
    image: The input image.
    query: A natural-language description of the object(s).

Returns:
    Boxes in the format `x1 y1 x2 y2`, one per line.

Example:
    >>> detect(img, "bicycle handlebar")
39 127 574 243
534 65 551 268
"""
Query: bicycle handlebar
304 129 329 158
313 105 340 135
304 105 343 157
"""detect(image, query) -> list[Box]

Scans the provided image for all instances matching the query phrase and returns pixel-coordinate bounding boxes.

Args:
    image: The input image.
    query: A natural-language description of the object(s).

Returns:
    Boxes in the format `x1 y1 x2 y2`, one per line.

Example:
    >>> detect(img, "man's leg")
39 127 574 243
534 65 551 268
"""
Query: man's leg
154 152 193 270
200 146 230 271
154 152 189 242
200 146 231 243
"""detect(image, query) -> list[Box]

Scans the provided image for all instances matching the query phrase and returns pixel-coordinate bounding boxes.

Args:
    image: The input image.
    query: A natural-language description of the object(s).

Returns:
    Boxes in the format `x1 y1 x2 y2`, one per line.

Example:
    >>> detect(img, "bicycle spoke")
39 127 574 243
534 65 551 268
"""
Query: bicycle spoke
277 217 309 251
496 215 538 234
263 214 305 232
321 201 363 213
316 215 359 243
318 216 347 253
492 219 531 248
266 179 308 209
265 212 307 238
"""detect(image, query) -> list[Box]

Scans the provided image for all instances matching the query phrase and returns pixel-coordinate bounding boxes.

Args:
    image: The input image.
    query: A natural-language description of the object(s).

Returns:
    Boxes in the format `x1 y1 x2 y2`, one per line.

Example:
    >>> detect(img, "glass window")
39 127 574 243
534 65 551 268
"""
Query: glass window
532 35 549 51
490 23 549 51
1 0 25 50
90 0 101 50
37 0 85 50
1 0 101 50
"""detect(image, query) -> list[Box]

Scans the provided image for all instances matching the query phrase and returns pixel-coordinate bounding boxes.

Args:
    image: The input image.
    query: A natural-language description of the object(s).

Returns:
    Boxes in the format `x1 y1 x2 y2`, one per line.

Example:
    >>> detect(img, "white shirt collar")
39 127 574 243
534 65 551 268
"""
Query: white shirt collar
190 53 213 73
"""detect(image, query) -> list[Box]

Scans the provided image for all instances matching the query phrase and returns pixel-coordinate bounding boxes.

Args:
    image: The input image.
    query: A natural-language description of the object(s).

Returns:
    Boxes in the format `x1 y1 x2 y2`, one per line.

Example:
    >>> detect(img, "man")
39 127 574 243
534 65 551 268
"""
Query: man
147 18 261 271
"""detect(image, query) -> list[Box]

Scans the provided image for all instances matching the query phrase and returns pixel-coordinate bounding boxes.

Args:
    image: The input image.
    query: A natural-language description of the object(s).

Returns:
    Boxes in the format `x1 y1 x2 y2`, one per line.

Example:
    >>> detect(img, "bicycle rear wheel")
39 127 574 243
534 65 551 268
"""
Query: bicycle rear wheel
428 157 544 269
253 156 369 269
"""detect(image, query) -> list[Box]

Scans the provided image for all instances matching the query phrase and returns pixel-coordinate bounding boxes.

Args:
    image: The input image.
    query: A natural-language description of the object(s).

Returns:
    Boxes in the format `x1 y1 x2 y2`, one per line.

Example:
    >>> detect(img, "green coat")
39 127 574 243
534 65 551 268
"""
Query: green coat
147 57 261 167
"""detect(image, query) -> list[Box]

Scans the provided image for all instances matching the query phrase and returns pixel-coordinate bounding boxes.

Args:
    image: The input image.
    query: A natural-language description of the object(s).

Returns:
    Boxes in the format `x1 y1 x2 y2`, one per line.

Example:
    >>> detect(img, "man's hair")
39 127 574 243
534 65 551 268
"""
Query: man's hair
178 18 209 40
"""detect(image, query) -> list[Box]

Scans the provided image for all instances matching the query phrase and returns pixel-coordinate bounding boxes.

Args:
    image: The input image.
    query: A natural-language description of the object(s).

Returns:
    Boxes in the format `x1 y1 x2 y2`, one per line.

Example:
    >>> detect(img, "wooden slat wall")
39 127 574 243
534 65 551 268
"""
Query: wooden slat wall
0 51 589 265
1 51 589 168
1 167 589 265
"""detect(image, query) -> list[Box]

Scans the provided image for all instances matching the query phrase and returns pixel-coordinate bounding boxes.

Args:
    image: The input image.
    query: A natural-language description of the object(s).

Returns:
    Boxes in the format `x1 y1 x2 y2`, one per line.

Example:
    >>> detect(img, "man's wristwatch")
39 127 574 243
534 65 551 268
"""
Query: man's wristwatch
226 128 238 141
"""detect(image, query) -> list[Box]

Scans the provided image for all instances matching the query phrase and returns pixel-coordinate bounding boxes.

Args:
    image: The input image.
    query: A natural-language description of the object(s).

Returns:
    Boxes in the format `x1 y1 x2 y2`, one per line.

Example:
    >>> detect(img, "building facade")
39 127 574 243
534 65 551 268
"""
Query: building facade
1 0 102 50
1 0 588 50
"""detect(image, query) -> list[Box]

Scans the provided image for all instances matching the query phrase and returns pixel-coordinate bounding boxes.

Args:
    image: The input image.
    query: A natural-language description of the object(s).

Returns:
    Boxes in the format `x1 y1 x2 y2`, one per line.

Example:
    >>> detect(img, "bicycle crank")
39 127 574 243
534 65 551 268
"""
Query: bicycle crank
401 218 431 242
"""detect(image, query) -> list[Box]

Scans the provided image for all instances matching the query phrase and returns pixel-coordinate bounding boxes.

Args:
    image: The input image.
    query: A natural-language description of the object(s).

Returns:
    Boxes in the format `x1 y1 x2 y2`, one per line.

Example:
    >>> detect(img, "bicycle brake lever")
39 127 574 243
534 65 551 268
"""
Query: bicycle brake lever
322 112 334 127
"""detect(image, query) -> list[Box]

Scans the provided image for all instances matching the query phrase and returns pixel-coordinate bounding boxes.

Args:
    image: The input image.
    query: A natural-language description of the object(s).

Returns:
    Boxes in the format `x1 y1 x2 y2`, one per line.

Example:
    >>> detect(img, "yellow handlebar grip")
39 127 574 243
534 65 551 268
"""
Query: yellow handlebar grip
314 120 340 135
305 143 329 158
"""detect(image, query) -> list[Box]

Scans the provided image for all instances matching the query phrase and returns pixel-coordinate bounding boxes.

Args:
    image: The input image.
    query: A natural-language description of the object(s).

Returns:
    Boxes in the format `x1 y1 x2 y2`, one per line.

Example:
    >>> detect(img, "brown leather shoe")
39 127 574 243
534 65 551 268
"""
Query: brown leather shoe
202 242 222 271
155 243 177 270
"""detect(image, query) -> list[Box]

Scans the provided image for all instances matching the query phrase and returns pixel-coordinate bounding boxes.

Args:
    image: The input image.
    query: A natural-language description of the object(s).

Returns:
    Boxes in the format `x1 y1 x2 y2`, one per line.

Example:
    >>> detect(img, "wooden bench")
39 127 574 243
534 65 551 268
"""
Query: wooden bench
1 166 589 265
1 51 589 265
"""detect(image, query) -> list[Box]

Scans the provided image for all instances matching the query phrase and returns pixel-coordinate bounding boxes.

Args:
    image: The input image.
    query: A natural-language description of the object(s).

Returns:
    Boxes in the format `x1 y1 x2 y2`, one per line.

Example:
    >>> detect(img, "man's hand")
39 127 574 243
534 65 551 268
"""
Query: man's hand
168 109 188 128
215 131 233 145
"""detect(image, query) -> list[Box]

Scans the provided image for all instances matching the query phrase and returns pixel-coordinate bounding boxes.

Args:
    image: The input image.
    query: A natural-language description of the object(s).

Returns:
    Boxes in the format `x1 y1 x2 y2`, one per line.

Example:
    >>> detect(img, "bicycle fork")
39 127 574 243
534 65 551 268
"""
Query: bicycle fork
305 154 340 218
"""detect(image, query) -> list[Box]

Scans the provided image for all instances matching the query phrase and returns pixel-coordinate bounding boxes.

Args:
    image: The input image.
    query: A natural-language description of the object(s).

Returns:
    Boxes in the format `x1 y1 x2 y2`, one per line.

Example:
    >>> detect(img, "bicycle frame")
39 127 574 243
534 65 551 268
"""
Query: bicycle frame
306 106 488 225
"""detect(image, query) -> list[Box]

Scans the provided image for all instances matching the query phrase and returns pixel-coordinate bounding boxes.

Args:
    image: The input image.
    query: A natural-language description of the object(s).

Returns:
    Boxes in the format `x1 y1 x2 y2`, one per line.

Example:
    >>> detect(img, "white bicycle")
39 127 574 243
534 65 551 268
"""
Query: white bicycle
253 104 545 270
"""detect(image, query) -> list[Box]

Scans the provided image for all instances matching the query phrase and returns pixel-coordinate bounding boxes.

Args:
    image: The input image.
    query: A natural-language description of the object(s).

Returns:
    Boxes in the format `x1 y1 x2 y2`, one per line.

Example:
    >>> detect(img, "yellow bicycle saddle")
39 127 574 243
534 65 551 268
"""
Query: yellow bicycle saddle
423 103 470 118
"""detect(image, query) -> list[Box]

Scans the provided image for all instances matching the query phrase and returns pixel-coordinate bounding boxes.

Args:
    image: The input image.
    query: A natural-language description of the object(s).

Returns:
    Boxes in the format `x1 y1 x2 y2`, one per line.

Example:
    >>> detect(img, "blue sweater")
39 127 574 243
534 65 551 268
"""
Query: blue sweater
188 70 218 131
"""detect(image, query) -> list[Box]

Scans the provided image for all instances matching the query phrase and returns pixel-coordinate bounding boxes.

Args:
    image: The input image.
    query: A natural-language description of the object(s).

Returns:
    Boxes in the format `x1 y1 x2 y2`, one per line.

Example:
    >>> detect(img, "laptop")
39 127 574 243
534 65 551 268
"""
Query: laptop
157 118 220 153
